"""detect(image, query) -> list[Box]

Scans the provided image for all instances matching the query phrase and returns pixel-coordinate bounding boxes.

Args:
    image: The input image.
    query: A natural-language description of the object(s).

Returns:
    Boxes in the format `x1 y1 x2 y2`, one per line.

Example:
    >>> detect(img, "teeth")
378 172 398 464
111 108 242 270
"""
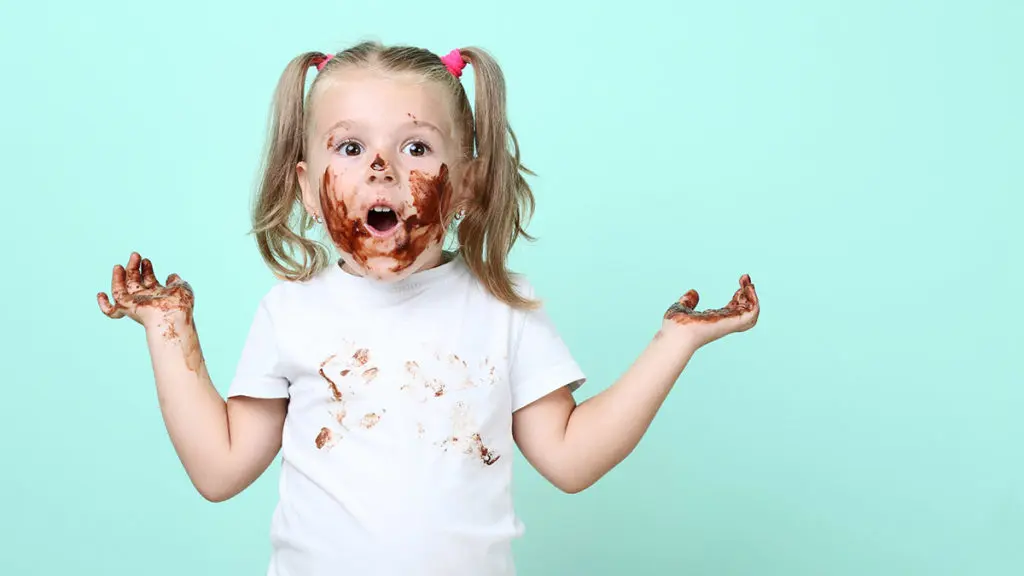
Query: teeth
371 206 392 213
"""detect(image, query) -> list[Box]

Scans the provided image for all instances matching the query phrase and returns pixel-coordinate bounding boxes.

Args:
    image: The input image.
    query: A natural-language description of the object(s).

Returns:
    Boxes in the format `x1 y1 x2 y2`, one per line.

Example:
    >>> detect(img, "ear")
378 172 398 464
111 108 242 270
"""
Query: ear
296 160 318 219
452 159 477 215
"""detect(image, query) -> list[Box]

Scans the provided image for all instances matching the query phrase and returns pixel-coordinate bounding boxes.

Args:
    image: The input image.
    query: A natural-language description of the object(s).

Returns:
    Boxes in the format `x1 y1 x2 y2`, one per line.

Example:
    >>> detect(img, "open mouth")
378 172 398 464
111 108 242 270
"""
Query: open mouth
365 205 400 236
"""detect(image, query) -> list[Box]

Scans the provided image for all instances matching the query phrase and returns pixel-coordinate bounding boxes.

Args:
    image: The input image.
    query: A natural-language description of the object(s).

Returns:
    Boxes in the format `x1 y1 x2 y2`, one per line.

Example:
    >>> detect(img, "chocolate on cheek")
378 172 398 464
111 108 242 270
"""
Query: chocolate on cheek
386 163 452 272
318 164 453 273
319 166 372 266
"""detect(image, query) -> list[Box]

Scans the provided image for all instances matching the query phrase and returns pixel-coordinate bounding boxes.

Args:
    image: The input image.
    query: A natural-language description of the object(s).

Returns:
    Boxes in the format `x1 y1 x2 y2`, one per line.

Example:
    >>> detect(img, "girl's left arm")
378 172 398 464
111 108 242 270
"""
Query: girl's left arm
512 274 759 494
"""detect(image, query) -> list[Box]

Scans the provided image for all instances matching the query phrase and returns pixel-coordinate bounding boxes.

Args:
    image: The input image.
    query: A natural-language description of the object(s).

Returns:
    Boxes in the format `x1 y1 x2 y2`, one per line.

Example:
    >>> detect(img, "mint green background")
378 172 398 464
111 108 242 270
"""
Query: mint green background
2 1 1021 574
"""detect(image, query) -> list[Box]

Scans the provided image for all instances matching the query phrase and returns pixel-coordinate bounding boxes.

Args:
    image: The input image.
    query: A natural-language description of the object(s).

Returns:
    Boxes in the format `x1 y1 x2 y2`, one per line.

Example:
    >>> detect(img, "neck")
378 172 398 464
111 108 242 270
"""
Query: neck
336 249 452 278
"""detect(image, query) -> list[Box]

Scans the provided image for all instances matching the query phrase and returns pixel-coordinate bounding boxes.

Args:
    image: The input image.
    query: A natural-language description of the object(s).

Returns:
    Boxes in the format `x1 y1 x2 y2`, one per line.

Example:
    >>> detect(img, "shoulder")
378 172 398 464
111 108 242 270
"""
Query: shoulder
509 272 544 318
508 271 536 300
458 262 542 315
254 266 337 317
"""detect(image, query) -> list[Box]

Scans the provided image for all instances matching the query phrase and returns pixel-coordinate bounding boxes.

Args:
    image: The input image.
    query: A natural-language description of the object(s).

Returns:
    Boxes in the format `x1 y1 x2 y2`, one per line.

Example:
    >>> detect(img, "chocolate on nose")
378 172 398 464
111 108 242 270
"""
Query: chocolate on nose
370 154 386 171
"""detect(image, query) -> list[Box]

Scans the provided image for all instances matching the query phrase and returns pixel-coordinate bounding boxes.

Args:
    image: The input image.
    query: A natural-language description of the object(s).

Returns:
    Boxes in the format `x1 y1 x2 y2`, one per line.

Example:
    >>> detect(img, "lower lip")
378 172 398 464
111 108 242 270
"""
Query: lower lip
365 221 401 238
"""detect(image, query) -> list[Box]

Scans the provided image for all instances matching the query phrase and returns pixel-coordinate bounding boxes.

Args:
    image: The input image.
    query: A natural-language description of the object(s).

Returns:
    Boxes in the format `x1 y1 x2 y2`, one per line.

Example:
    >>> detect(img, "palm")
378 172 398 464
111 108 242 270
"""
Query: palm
663 274 759 346
97 252 194 327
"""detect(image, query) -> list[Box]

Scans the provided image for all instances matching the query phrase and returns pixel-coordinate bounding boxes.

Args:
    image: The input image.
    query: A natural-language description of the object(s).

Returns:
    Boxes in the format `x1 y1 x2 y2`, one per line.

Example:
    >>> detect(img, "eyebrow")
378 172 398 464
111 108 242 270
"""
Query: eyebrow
402 119 444 137
323 119 355 137
321 119 446 140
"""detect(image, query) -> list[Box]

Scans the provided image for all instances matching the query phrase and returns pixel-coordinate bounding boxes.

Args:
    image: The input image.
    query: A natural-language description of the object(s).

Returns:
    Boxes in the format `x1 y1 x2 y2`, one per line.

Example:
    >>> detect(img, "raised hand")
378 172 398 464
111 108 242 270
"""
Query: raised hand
662 274 760 348
97 252 195 329
97 252 203 373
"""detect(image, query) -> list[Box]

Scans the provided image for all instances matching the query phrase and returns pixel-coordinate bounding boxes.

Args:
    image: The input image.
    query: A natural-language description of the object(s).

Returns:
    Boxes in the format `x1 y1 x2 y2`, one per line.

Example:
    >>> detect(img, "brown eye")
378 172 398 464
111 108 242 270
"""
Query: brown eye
402 141 430 157
333 140 363 156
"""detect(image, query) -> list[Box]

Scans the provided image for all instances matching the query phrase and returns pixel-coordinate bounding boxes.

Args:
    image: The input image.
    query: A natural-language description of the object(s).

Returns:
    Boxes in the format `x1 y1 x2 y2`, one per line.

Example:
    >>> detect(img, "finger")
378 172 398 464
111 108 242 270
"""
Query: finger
738 298 760 329
707 306 735 319
741 283 757 308
739 274 751 288
679 289 699 310
725 286 748 310
97 292 124 318
125 252 142 292
733 278 757 305
111 265 129 304
140 258 159 288
166 273 182 286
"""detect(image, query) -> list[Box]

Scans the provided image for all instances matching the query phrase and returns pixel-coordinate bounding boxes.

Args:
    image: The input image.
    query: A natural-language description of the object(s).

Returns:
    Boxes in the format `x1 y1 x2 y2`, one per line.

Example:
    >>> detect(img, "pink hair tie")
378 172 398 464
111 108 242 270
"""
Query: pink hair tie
314 53 334 71
440 49 466 78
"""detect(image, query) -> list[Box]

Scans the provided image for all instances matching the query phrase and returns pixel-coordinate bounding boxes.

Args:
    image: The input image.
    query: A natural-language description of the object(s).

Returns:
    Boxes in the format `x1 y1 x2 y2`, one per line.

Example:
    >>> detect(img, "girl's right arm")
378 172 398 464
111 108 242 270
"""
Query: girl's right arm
98 252 287 502
144 320 287 502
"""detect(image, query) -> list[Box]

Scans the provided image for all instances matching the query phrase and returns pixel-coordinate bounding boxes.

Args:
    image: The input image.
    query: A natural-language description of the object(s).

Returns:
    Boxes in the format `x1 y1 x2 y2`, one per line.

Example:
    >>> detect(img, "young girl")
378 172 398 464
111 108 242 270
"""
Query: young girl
96 41 759 576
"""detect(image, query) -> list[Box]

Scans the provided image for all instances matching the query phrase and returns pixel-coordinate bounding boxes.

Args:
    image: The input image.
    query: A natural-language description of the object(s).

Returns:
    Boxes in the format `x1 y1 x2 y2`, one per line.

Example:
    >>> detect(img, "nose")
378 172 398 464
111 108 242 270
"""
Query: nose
366 153 396 184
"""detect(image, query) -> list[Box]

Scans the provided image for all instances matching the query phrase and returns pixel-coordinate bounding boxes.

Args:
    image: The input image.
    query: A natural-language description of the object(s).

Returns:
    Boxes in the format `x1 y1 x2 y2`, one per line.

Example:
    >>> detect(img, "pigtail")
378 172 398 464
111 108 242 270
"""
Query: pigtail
251 52 332 281
456 47 539 309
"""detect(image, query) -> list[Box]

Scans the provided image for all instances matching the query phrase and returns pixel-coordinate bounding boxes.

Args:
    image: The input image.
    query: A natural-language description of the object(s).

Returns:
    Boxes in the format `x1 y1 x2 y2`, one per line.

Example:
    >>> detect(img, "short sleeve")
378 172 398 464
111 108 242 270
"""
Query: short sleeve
227 296 290 399
508 283 586 412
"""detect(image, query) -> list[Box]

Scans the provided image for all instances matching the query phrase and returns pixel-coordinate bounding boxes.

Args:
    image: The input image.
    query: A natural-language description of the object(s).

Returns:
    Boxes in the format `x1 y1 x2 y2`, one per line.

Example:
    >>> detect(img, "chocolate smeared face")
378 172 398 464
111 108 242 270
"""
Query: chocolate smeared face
299 69 464 281
318 161 453 280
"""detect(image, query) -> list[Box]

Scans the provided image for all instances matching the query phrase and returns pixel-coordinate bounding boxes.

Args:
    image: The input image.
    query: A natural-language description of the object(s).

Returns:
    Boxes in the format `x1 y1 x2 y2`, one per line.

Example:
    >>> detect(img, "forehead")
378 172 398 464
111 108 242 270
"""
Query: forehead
310 68 454 135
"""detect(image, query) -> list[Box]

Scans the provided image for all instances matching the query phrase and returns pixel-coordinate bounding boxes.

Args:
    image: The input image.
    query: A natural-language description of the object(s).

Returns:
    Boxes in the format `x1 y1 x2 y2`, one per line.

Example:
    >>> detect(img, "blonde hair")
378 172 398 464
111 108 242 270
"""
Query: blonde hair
250 41 538 309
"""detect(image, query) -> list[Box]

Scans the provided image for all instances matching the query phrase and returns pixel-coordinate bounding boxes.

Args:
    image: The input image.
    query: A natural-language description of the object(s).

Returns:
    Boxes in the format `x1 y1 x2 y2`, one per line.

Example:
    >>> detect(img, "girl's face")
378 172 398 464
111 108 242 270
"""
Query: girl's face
297 67 464 281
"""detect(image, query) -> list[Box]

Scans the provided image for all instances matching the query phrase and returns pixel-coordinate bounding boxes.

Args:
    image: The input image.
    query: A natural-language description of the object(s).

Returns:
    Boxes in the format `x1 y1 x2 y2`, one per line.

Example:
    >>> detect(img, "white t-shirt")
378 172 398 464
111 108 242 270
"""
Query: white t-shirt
228 253 585 576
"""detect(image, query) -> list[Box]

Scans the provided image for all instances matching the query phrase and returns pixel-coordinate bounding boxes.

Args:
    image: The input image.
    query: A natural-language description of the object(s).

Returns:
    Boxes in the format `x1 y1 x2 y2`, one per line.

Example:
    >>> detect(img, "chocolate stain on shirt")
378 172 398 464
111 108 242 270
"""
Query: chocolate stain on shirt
315 427 333 450
426 379 446 397
470 433 500 466
319 354 343 401
436 401 501 466
438 434 500 466
362 367 379 383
